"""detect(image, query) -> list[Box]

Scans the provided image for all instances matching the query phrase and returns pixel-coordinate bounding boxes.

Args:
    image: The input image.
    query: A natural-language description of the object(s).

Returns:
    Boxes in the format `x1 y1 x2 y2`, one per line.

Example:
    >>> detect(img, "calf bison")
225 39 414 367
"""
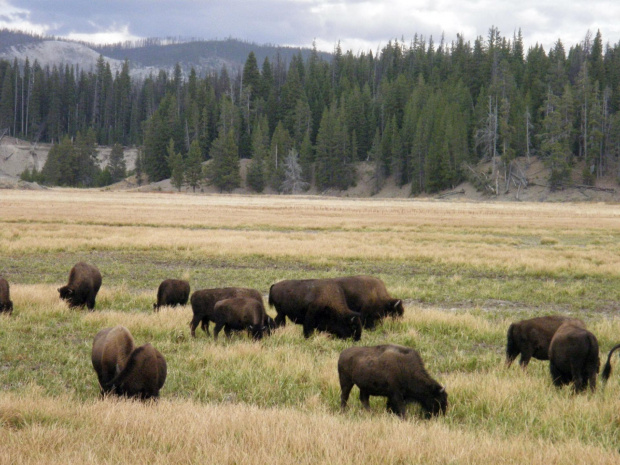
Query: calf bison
189 287 264 337
506 315 585 369
104 343 167 400
548 322 600 393
153 279 190 311
91 326 136 394
0 277 13 314
58 262 102 310
338 344 447 418
212 297 269 340
269 279 362 340
331 276 403 329
602 343 620 382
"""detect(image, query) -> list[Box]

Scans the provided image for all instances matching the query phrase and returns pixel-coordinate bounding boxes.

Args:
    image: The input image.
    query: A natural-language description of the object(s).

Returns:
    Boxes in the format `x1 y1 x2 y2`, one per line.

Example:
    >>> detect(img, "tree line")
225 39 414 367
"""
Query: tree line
2 27 620 193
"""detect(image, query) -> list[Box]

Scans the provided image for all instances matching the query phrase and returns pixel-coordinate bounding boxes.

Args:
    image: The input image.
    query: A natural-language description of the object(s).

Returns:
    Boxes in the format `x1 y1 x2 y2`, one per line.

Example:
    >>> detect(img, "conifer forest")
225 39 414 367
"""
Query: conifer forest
2 28 620 193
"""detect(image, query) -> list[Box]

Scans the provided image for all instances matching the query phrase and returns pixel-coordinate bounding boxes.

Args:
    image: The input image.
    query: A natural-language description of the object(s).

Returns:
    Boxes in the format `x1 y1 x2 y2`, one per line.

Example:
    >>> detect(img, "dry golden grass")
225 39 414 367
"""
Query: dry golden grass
1 189 619 464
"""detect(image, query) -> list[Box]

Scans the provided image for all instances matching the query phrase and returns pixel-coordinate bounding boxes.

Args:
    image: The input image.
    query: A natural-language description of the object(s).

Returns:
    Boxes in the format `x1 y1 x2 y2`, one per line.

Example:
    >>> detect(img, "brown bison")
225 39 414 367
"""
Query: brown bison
548 322 600 393
338 344 447 418
104 343 167 400
0 277 13 314
602 343 620 382
212 297 269 340
153 279 190 311
331 276 403 329
506 315 585 368
189 287 265 337
91 326 136 394
58 262 102 310
269 279 362 340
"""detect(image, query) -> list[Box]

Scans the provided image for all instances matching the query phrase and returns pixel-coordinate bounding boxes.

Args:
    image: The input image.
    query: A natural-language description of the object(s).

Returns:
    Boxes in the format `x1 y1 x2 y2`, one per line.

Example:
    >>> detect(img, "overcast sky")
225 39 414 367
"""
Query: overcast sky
2 0 620 54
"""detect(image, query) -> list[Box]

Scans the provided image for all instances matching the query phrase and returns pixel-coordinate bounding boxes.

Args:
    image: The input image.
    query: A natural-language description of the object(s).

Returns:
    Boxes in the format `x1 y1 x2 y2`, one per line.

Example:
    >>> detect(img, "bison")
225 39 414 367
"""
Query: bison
506 315 585 369
269 279 362 340
0 277 13 314
104 343 167 400
602 343 620 382
153 279 190 311
331 276 403 329
58 262 102 310
548 322 600 393
91 326 136 394
338 344 447 418
189 287 265 337
212 297 269 340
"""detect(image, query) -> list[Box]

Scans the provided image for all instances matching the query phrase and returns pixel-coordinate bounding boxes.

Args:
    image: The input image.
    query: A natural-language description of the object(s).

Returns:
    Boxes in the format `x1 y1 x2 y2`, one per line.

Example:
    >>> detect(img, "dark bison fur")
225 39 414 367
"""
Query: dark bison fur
269 279 362 340
338 344 447 418
189 287 264 337
0 277 13 314
91 326 135 394
506 315 585 369
212 297 269 340
153 279 190 311
602 343 620 382
331 276 403 329
548 322 600 393
58 262 102 310
104 343 167 400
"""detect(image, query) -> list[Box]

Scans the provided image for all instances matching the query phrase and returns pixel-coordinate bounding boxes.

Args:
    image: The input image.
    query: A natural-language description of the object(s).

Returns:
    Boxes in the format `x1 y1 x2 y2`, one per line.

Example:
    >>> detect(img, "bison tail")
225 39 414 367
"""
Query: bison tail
268 284 275 307
505 324 518 366
602 343 620 382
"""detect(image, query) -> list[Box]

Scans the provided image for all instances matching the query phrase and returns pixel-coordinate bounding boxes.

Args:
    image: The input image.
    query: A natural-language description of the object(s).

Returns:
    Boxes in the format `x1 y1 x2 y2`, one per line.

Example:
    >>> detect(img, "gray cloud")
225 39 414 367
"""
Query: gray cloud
4 0 620 53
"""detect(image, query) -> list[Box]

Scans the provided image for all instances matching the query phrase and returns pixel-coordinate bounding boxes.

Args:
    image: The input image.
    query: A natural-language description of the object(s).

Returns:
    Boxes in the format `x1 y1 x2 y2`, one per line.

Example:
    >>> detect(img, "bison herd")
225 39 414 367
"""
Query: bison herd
1 261 618 418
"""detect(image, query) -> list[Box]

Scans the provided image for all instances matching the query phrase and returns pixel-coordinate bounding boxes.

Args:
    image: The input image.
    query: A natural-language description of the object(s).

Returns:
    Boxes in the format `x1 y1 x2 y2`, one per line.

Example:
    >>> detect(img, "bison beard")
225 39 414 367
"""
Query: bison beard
153 279 190 311
0 277 13 314
58 262 102 310
548 322 600 393
505 315 585 369
338 344 447 418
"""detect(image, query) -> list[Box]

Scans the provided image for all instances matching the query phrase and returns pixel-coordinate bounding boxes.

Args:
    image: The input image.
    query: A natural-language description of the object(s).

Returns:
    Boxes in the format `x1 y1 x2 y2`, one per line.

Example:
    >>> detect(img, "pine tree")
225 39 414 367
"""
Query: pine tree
185 139 204 192
108 143 127 183
167 138 184 191
207 129 240 192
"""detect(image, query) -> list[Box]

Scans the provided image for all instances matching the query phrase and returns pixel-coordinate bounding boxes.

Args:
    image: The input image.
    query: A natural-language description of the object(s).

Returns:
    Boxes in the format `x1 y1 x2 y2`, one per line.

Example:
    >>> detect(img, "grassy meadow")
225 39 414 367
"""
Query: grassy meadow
0 189 619 464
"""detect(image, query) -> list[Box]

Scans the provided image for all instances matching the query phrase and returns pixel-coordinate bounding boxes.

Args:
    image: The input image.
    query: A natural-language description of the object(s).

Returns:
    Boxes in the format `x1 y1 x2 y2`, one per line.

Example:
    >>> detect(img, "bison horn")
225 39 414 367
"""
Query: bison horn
439 384 446 393
393 300 402 308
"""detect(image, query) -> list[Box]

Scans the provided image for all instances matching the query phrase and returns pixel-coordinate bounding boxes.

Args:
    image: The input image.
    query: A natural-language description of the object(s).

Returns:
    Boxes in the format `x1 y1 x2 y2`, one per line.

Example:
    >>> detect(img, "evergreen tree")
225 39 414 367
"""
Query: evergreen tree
207 129 240 192
108 143 127 183
281 148 309 194
185 139 204 192
167 138 184 191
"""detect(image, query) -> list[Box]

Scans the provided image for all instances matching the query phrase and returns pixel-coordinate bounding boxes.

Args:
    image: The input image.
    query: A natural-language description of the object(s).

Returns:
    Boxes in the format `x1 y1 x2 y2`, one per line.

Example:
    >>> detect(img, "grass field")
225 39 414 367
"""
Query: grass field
0 189 619 464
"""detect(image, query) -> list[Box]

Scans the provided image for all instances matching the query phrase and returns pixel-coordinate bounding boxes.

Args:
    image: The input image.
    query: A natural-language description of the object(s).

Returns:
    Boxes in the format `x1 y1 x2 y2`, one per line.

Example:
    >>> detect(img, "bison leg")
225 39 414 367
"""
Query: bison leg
570 360 585 393
201 319 210 335
213 323 224 340
518 345 533 369
359 390 371 410
86 294 96 310
386 394 406 418
274 311 286 328
223 325 233 339
189 315 202 337
550 362 569 387
338 370 353 411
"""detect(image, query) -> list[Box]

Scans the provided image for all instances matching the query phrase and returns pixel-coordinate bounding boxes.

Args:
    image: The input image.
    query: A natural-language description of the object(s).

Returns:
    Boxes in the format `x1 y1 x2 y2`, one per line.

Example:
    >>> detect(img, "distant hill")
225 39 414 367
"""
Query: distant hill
0 29 331 78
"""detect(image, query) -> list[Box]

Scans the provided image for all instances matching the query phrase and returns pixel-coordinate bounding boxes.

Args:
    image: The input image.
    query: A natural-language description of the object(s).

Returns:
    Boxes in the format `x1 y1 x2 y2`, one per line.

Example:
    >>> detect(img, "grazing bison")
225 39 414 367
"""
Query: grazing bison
212 297 269 340
104 343 167 400
331 276 403 329
506 315 585 369
548 322 600 393
153 279 190 311
58 262 102 310
189 287 264 337
91 326 135 394
602 343 620 382
269 279 362 340
338 344 447 418
0 277 13 314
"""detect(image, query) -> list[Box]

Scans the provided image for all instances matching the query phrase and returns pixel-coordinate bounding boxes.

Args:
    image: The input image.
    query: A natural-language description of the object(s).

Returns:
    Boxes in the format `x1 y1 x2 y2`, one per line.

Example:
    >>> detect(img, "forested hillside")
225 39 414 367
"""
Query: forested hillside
2 28 620 193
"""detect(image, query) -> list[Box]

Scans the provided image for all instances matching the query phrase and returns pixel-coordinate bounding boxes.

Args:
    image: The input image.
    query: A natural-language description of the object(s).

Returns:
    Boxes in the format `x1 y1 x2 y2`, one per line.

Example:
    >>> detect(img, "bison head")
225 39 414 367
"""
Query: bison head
422 384 448 418
350 314 362 341
0 300 12 314
388 299 404 317
58 286 74 300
